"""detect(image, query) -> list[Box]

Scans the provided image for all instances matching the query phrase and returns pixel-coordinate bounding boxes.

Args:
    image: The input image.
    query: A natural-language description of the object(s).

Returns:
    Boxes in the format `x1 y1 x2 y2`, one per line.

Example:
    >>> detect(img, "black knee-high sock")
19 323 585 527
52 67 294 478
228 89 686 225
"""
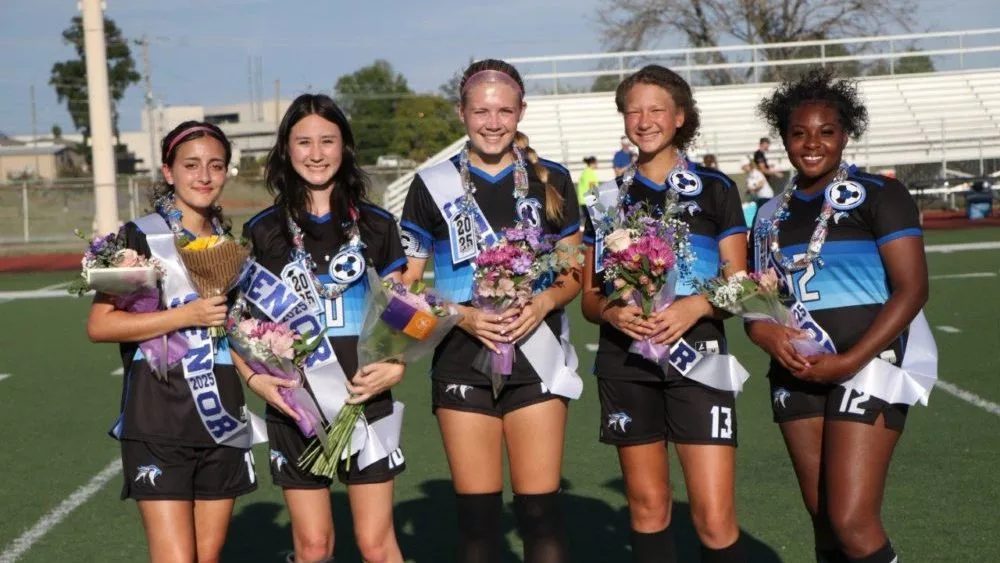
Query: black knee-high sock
817 547 850 563
630 525 677 563
455 492 503 563
513 492 568 563
701 535 745 563
848 542 898 563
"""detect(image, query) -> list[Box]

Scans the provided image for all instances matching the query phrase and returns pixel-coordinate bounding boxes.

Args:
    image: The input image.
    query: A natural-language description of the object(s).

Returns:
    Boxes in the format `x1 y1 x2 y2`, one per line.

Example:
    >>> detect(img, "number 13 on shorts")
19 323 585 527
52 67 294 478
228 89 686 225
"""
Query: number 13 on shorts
710 405 733 440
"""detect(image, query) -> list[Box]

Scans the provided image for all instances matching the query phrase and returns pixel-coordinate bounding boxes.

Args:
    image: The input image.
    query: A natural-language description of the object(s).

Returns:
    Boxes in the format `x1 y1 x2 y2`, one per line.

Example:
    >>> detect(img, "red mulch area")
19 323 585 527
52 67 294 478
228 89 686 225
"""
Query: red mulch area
0 253 81 273
921 209 1000 229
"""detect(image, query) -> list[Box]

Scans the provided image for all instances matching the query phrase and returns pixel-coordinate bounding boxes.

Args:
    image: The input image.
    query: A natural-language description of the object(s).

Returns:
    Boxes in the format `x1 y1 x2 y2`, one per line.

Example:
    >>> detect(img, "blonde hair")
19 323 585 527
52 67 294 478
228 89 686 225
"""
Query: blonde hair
459 59 565 223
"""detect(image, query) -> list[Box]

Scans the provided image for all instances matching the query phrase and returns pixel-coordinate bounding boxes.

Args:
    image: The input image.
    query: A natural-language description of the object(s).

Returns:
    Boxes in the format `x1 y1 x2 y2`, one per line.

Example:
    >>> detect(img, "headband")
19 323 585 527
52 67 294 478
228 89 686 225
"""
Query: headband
460 70 523 98
164 125 221 161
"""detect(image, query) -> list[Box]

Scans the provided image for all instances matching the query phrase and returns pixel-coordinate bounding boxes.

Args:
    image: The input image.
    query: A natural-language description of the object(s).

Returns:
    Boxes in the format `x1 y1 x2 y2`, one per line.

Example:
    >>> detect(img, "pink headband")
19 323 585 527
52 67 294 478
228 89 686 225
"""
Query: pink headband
461 70 523 98
164 125 220 161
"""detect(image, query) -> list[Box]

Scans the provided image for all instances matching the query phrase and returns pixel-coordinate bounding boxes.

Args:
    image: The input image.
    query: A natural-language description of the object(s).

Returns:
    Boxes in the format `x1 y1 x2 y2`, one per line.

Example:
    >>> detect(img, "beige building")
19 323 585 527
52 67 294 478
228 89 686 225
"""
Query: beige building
0 144 78 181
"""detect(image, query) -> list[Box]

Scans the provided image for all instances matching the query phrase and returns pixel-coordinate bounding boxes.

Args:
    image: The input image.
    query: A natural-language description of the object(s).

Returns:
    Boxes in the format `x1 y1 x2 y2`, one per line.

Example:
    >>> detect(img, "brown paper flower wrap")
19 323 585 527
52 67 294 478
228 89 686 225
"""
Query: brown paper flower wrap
176 235 251 337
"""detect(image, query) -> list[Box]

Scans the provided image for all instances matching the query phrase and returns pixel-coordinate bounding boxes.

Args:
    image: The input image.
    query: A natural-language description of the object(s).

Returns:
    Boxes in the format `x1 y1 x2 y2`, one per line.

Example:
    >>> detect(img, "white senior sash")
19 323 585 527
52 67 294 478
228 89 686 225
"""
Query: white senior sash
662 338 751 394
133 214 265 448
241 260 402 469
418 160 497 264
583 180 620 273
419 161 583 400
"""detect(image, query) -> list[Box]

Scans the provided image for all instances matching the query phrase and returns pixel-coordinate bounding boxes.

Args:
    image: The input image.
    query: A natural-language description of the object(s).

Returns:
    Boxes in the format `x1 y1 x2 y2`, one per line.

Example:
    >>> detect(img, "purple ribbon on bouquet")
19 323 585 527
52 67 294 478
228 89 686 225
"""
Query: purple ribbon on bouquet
116 289 188 380
245 359 319 438
628 277 678 365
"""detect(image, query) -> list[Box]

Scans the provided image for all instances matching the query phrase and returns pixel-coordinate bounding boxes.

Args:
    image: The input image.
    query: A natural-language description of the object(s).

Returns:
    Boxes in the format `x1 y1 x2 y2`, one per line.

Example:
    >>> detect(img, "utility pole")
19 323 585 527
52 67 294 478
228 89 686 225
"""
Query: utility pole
137 35 158 179
81 0 119 233
274 79 280 129
30 85 40 177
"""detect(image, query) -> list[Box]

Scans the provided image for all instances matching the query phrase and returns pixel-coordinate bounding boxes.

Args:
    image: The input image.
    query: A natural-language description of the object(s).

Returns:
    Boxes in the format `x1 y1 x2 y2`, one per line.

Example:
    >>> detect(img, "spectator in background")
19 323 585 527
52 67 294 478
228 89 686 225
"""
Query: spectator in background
966 180 994 219
744 157 774 207
613 135 634 176
702 153 718 170
753 137 780 184
577 156 600 209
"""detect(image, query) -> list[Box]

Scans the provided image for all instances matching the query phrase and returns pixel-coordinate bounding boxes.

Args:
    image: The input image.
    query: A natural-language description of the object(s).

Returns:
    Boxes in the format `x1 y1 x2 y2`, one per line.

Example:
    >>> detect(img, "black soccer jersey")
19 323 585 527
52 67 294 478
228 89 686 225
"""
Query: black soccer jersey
243 202 407 421
750 169 922 370
583 161 748 381
400 154 580 385
113 220 249 447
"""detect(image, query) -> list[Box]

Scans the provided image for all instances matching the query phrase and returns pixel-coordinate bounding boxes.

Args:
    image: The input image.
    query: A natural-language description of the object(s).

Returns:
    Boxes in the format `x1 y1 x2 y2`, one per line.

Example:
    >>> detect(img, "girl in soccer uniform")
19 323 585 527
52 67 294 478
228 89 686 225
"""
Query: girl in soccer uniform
581 65 749 563
749 69 928 563
399 59 582 563
235 94 407 563
88 121 256 562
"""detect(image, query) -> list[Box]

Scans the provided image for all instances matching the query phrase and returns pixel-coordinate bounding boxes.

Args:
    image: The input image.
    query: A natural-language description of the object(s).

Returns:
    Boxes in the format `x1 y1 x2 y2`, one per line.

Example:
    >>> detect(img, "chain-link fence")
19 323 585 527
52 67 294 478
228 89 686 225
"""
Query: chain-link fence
0 166 410 246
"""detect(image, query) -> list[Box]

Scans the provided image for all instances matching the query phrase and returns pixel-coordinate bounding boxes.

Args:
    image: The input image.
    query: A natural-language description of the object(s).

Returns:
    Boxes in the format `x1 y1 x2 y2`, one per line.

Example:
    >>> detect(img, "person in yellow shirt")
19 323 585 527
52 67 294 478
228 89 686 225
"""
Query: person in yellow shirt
577 156 600 212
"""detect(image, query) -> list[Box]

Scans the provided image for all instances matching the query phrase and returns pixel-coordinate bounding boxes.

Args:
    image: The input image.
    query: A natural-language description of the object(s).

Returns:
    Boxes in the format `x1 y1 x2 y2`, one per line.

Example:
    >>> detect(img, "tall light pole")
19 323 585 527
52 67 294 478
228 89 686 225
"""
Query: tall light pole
81 0 119 233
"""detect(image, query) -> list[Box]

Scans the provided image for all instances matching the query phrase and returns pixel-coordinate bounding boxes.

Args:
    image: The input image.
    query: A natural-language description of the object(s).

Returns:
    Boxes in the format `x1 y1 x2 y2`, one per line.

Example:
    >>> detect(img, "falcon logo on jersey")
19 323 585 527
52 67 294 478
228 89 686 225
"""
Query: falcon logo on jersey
400 229 429 258
668 170 703 197
445 383 473 399
516 198 544 228
825 180 866 212
329 248 365 284
269 449 288 472
607 412 632 433
539 381 550 394
773 388 791 409
678 201 702 216
879 349 898 365
135 464 163 487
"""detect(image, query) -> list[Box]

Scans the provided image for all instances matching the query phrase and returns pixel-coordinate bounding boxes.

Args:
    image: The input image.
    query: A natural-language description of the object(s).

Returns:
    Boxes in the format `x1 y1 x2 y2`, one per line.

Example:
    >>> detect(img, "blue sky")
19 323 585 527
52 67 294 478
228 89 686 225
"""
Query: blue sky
1 0 998 136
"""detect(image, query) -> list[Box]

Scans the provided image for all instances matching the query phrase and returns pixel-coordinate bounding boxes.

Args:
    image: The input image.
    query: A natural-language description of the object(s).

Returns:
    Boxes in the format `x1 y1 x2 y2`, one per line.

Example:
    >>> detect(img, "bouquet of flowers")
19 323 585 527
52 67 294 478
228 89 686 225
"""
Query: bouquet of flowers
600 201 694 364
69 230 184 380
694 268 828 355
472 223 578 398
176 234 250 337
300 268 462 478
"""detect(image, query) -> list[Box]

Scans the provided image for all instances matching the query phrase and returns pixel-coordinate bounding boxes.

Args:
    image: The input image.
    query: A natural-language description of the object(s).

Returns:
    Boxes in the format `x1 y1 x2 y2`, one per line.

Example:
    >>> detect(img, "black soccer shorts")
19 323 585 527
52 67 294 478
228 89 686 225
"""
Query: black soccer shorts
768 370 909 431
120 439 257 501
431 379 568 418
597 376 738 447
266 417 405 488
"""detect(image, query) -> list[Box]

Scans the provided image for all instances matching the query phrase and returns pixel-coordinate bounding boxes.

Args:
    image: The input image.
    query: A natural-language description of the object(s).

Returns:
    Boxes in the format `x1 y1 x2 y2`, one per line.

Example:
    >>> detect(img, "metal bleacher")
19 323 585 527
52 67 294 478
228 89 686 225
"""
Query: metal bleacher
383 29 1000 216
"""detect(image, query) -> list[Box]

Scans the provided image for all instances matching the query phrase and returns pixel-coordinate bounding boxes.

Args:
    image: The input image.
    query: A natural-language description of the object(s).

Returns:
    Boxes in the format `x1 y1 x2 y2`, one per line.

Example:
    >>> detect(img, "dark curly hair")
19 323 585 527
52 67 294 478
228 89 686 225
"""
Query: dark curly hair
265 93 370 241
757 68 869 141
614 65 700 152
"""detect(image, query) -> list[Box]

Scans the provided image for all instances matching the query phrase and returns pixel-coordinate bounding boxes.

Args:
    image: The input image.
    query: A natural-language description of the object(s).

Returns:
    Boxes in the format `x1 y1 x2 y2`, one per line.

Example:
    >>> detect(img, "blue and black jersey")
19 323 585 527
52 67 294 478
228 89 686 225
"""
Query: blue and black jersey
113 220 247 447
583 162 748 381
751 169 922 366
399 154 580 385
243 202 406 422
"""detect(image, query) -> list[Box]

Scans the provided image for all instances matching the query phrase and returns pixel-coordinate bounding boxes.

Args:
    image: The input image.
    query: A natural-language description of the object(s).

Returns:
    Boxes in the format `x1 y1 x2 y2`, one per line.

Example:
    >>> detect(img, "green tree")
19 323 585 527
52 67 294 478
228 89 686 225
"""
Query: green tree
335 60 412 165
49 16 140 146
591 74 623 92
869 49 936 76
389 95 464 162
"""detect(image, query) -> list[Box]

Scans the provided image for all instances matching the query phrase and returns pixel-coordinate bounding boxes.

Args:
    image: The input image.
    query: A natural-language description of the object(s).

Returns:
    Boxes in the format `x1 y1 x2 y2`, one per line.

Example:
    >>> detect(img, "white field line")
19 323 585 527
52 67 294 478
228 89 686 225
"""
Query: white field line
585 343 599 352
924 241 1000 253
110 367 123 376
0 457 121 563
930 272 998 280
936 325 962 333
38 281 72 291
0 374 10 383
935 380 1000 417
0 290 83 300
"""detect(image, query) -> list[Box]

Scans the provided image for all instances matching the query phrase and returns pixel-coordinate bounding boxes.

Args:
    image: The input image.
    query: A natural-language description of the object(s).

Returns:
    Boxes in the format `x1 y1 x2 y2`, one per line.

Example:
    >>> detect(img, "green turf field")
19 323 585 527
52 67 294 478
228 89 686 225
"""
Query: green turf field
0 229 998 562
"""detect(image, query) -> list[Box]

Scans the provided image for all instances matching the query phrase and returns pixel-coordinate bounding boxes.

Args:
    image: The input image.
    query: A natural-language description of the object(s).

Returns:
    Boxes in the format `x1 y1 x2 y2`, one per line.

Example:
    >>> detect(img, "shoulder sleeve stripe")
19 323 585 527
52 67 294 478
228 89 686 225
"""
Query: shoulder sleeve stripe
558 222 580 239
400 219 434 243
692 165 736 190
876 228 922 246
582 234 596 245
246 205 278 230
717 226 748 240
378 256 408 278
361 202 394 220
538 157 571 177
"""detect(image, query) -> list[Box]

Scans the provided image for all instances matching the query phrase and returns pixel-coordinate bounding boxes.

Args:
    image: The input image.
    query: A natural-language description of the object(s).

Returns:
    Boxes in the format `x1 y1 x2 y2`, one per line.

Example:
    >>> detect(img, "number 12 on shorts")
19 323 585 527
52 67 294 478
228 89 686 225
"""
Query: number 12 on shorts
710 405 733 439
